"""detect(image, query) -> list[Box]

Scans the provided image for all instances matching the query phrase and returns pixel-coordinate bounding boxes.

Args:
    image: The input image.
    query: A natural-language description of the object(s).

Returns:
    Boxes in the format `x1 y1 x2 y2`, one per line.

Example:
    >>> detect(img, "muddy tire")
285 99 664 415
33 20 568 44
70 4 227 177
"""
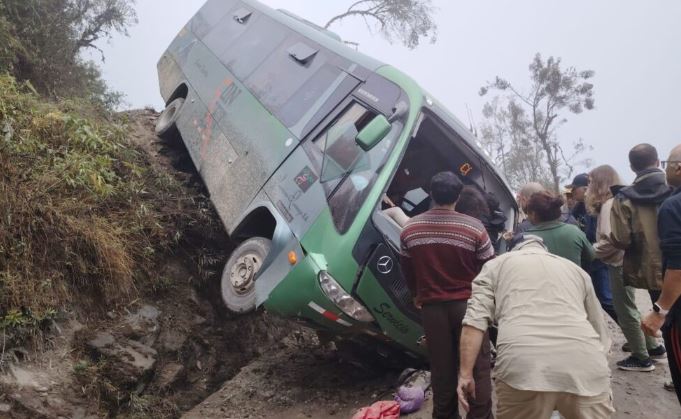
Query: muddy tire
220 237 271 314
155 97 185 141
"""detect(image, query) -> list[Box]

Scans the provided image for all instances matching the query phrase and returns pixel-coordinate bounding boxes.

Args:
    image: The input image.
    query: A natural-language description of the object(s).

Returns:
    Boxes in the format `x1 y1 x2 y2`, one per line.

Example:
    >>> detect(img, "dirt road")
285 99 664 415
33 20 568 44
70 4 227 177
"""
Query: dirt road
185 289 680 419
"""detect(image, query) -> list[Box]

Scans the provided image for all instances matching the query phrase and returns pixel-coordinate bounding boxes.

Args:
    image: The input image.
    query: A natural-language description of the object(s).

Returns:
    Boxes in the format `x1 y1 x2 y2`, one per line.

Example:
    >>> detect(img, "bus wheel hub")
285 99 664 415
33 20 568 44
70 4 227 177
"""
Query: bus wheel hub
230 254 261 294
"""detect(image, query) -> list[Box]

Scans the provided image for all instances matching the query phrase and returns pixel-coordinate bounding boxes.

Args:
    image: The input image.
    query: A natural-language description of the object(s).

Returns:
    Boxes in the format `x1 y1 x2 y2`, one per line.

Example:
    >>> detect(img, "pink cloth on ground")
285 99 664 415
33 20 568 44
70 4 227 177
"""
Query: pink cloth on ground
351 400 400 419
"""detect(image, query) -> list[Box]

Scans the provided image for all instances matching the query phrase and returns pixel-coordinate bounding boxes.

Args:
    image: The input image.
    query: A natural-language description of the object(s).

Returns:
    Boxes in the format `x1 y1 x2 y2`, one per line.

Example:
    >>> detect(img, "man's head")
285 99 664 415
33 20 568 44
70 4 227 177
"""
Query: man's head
430 171 463 206
517 182 545 212
665 144 681 188
629 143 659 173
569 173 589 202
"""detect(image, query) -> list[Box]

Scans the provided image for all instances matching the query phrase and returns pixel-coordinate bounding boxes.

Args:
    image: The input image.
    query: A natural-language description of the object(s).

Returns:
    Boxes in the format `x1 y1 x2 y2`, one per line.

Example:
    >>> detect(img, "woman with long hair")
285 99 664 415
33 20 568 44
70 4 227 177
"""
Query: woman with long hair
589 164 665 371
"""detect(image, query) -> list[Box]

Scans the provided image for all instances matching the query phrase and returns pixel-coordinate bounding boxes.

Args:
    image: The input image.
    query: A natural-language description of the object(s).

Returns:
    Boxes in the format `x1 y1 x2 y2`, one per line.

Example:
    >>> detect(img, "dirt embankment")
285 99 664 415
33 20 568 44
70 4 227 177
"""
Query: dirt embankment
0 108 402 419
0 110 295 418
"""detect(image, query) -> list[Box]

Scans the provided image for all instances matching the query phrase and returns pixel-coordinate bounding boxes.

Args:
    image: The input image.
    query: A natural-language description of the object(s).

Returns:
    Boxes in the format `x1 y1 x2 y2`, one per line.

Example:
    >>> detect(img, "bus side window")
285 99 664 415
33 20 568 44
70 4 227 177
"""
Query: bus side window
312 103 375 184
202 5 253 52
246 36 345 128
219 15 289 81
279 64 346 128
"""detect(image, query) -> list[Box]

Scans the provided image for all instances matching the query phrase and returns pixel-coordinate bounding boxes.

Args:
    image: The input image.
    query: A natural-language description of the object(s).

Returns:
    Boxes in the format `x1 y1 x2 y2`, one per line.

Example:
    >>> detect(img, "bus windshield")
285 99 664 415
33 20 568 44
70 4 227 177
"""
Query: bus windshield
310 101 404 233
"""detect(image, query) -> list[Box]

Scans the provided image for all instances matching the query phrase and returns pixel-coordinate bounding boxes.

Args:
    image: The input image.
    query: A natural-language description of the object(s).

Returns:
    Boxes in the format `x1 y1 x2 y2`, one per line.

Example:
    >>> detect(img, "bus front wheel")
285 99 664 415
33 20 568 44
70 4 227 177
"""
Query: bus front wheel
155 97 185 141
220 237 271 314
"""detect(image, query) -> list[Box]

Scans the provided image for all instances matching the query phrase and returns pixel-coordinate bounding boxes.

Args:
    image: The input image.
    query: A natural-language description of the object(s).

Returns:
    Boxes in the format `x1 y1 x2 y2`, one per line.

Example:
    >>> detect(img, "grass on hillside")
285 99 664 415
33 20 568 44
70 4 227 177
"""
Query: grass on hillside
0 75 220 344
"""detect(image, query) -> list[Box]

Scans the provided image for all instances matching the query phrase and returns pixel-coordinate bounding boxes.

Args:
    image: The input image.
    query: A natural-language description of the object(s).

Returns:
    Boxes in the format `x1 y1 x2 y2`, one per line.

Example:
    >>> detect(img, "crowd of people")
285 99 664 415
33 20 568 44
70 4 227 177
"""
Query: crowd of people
398 143 681 418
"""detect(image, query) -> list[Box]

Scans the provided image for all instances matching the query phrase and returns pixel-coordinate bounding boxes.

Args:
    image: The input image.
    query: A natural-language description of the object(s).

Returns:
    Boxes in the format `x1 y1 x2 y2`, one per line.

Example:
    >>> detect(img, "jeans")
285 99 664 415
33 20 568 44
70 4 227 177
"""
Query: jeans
590 261 618 323
608 265 658 359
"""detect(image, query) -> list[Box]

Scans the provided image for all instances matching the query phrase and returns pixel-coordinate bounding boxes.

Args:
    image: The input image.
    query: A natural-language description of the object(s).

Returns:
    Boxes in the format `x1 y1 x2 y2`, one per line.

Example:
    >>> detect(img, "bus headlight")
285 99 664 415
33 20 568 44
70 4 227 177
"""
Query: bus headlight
318 271 374 322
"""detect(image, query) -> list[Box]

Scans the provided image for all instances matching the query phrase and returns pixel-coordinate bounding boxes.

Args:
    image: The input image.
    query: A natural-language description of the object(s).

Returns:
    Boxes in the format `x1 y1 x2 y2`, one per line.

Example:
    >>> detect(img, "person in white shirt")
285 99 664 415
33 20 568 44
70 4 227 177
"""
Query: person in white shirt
457 235 614 419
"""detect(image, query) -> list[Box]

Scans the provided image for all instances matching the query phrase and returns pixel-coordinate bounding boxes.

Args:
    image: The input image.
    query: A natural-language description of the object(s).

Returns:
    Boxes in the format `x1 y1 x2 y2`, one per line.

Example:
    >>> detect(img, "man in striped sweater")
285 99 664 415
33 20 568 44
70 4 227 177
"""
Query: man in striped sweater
400 172 495 419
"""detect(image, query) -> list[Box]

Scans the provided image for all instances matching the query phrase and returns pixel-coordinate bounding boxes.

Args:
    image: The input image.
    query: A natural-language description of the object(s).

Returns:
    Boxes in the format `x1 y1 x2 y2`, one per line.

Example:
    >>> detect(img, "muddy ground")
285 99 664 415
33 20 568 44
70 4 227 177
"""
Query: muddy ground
184 299 681 419
0 111 679 418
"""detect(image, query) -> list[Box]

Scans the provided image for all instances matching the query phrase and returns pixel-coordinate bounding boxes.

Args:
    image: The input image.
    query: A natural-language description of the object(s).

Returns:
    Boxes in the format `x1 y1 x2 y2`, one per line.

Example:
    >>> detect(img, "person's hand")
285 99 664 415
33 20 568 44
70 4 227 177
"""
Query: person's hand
382 195 396 208
641 311 665 337
457 374 476 412
413 297 422 310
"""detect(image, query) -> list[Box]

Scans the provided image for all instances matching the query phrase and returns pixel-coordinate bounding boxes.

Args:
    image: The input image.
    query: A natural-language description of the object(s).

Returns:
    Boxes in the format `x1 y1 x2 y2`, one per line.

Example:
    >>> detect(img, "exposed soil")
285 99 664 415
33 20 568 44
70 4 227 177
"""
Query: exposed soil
1 111 679 419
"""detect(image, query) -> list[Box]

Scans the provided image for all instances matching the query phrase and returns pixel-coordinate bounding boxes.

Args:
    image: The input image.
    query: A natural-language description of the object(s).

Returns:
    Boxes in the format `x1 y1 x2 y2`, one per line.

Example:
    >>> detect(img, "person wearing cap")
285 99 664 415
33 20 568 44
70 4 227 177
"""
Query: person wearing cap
570 173 591 231
570 173 618 323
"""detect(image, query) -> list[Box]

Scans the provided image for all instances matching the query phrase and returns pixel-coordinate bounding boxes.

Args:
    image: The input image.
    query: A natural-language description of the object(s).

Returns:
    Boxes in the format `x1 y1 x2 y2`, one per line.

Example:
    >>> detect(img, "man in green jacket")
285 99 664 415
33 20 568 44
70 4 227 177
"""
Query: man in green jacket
610 144 672 293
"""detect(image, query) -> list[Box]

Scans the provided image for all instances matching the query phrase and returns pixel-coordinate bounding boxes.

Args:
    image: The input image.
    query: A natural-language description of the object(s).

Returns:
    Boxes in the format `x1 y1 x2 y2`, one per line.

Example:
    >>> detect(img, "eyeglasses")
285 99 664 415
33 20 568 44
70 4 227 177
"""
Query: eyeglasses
662 161 681 169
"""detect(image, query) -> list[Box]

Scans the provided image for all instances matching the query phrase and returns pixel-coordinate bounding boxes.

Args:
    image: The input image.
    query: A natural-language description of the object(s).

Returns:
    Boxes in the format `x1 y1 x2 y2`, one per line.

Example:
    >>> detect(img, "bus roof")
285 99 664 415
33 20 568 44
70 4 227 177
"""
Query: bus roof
244 0 386 72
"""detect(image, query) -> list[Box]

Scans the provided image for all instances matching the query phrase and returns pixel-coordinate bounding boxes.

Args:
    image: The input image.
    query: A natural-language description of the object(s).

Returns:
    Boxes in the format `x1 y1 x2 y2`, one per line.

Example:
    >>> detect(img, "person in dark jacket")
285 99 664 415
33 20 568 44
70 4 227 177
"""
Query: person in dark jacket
642 144 681 404
570 173 591 232
568 173 619 324
456 186 490 221
482 192 508 253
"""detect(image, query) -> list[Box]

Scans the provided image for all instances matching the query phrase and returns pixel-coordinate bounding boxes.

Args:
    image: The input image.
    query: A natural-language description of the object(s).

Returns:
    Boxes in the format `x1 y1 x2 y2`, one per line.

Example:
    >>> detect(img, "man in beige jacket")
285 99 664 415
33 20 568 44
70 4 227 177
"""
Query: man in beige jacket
457 235 614 419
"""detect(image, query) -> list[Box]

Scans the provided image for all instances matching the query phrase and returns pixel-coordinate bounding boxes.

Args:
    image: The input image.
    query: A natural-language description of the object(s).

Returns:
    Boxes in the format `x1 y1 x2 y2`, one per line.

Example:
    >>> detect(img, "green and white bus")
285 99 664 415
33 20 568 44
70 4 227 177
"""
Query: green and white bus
157 0 517 358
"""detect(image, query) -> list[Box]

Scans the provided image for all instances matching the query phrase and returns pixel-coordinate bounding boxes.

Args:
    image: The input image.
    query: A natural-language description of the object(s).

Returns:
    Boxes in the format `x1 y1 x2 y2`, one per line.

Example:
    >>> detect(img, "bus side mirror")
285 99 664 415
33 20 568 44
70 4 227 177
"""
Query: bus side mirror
356 115 391 151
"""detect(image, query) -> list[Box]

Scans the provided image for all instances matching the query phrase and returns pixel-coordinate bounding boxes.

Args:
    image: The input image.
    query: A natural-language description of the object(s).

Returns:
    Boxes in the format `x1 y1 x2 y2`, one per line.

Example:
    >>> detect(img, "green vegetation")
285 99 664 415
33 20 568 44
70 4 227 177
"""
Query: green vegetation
0 0 136 107
0 75 214 344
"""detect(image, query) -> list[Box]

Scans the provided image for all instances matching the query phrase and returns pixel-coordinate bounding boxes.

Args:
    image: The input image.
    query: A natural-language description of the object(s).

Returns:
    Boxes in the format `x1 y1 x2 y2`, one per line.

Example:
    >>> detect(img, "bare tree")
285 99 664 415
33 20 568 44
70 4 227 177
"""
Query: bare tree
71 0 137 57
479 97 553 190
325 0 437 49
480 53 595 192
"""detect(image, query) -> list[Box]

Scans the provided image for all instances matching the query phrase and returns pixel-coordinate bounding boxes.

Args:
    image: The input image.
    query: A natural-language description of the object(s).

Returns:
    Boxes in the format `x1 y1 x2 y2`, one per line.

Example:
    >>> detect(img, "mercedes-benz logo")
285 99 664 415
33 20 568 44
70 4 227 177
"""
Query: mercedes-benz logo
377 256 394 274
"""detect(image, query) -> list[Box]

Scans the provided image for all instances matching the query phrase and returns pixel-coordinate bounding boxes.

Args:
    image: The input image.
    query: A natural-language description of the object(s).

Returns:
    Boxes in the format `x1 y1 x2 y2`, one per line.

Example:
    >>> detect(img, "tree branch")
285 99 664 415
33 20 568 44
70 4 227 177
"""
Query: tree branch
347 0 375 12
325 10 384 29
505 82 533 107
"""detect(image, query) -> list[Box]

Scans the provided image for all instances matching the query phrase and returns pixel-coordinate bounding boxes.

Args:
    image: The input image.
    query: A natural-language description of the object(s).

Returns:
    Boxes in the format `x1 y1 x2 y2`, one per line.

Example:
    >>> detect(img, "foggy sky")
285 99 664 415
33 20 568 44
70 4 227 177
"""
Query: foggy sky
93 0 681 184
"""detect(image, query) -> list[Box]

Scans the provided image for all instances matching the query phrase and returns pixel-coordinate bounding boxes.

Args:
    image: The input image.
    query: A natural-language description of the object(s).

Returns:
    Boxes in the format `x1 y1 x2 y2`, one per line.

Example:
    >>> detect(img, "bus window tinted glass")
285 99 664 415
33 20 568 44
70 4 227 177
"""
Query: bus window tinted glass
219 15 289 80
314 103 374 183
202 5 252 52
306 100 400 233
328 117 402 233
246 36 327 116
279 64 345 127
190 0 237 39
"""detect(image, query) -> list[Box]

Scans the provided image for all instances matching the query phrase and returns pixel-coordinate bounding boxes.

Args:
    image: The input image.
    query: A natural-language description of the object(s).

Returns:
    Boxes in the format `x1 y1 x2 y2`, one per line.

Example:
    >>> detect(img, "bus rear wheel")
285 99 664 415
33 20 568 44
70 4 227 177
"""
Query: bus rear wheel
155 97 185 141
220 237 271 314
